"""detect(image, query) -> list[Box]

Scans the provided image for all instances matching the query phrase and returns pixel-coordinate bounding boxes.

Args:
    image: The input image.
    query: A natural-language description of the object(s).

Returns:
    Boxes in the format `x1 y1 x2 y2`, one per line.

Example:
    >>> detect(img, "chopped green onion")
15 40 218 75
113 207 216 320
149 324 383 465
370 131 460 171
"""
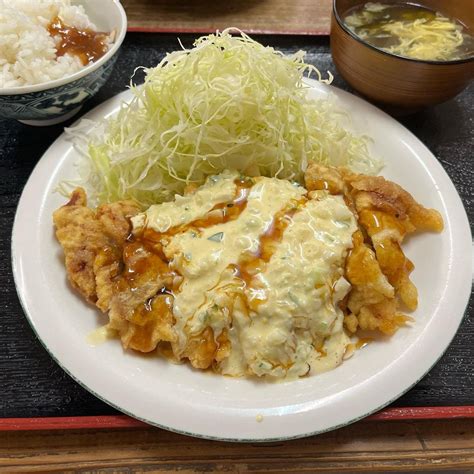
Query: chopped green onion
208 232 224 242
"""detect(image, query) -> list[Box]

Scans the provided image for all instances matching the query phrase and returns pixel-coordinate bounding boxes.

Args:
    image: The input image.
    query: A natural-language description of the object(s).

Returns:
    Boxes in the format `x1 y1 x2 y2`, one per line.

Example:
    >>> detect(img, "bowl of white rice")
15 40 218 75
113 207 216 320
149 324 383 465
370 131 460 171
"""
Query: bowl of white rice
0 0 126 126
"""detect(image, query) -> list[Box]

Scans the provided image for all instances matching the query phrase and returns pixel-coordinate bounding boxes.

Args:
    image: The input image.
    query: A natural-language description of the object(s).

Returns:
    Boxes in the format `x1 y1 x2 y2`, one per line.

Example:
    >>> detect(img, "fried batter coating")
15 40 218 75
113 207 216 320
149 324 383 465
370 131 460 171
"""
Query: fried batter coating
345 231 411 335
97 200 142 242
345 231 394 301
305 162 443 336
181 327 218 369
94 246 123 312
358 210 417 309
349 174 444 233
53 188 110 304
349 175 443 311
356 299 411 335
54 188 176 354
304 164 347 195
107 241 178 351
122 294 176 353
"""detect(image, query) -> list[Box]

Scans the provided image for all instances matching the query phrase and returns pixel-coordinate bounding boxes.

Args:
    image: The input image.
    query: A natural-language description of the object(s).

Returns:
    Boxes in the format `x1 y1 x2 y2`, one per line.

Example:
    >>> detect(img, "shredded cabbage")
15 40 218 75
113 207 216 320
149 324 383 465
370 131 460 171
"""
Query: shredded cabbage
70 29 381 208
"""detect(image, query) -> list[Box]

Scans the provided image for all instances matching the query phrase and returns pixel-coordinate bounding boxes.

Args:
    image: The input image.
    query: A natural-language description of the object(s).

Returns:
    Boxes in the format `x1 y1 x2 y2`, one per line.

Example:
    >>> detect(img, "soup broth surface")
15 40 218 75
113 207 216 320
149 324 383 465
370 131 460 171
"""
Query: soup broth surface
344 2 474 61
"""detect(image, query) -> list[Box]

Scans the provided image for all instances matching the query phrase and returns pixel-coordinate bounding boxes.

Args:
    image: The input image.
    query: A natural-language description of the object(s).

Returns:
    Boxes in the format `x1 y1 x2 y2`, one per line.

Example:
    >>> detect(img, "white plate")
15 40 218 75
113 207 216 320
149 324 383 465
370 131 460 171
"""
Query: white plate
12 80 472 441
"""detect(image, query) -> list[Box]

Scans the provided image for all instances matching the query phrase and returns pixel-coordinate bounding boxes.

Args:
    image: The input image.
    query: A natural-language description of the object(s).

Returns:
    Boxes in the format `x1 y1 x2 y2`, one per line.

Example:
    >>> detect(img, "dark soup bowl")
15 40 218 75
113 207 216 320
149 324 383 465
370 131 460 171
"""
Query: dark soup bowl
331 0 474 113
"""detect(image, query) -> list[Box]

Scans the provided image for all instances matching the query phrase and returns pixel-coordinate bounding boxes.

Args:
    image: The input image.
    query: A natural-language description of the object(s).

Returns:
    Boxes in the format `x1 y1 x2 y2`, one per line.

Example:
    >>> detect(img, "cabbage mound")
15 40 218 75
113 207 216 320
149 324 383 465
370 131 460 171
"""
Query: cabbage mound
76 29 381 208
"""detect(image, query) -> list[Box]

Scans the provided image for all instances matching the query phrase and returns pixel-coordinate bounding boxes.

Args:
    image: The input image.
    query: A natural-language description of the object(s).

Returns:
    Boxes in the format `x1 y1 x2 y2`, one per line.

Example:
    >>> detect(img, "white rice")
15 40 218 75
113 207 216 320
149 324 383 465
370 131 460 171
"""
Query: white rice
0 0 107 88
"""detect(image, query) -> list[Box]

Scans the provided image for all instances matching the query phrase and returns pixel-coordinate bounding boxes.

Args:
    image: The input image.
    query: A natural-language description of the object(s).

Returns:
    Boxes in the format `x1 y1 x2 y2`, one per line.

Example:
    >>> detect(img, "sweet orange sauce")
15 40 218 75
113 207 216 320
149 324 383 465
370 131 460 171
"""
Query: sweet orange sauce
358 209 414 288
112 179 310 359
234 207 295 289
316 341 327 358
356 337 372 349
139 178 253 245
116 178 257 337
191 178 252 228
309 179 341 195
127 294 175 353
258 202 304 262
234 198 307 309
121 240 176 291
345 231 381 286
48 16 110 65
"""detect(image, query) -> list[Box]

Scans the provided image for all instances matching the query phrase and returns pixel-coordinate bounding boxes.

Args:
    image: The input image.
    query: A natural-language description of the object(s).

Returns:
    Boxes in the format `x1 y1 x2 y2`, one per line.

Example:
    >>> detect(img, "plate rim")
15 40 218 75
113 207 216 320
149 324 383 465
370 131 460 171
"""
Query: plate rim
11 80 473 442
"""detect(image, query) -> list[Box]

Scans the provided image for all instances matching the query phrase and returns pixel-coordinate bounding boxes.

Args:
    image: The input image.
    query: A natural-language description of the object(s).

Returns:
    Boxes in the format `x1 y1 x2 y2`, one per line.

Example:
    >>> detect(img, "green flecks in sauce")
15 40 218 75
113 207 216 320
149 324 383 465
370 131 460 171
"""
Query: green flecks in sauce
130 172 358 379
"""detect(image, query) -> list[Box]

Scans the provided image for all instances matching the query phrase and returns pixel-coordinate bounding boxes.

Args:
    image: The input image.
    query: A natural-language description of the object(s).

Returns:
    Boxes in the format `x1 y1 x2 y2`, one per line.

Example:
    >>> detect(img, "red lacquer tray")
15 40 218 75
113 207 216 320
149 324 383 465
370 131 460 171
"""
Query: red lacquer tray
2 407 473 432
4 22 472 437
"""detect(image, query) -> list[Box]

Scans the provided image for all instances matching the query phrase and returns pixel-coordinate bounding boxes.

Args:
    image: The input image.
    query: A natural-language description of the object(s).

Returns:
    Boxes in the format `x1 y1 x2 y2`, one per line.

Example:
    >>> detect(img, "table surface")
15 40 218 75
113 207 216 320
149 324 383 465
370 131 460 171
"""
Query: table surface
0 33 473 421
123 0 333 35
1 419 474 472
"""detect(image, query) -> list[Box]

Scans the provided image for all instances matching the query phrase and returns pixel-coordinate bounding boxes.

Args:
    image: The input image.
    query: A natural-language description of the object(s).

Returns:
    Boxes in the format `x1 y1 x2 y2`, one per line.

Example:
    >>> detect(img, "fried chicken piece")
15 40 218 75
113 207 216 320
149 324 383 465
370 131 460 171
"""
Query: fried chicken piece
95 201 143 311
345 232 411 335
54 188 177 354
343 313 358 334
357 210 417 309
54 188 141 307
93 246 123 312
349 175 443 310
344 231 398 335
305 163 443 336
53 188 109 304
349 174 444 233
356 299 412 335
97 200 142 242
181 327 218 369
345 231 394 301
304 164 347 195
121 294 176 353
107 241 178 351
215 329 231 363
179 328 232 370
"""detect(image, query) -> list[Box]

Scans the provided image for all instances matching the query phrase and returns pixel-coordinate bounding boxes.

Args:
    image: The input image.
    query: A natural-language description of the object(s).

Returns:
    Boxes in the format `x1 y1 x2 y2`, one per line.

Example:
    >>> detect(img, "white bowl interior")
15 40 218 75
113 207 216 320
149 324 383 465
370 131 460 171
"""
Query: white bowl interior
77 0 125 32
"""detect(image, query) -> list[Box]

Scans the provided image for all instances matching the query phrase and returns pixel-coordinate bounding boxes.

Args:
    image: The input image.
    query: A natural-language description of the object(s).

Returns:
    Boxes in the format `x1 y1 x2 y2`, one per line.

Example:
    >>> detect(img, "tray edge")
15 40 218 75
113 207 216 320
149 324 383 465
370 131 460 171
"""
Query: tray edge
1 407 473 431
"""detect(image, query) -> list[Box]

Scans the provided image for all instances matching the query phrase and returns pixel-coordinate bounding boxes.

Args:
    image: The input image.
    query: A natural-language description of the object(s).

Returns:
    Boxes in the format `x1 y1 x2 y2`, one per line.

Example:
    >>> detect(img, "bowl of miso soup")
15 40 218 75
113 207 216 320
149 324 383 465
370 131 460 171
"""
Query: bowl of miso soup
331 0 474 112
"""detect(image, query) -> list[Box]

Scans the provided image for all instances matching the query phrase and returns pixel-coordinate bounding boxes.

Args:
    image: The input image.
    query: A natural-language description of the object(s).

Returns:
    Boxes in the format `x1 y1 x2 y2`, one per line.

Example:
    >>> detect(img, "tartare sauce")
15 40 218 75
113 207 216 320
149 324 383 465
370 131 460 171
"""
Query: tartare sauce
132 171 357 379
